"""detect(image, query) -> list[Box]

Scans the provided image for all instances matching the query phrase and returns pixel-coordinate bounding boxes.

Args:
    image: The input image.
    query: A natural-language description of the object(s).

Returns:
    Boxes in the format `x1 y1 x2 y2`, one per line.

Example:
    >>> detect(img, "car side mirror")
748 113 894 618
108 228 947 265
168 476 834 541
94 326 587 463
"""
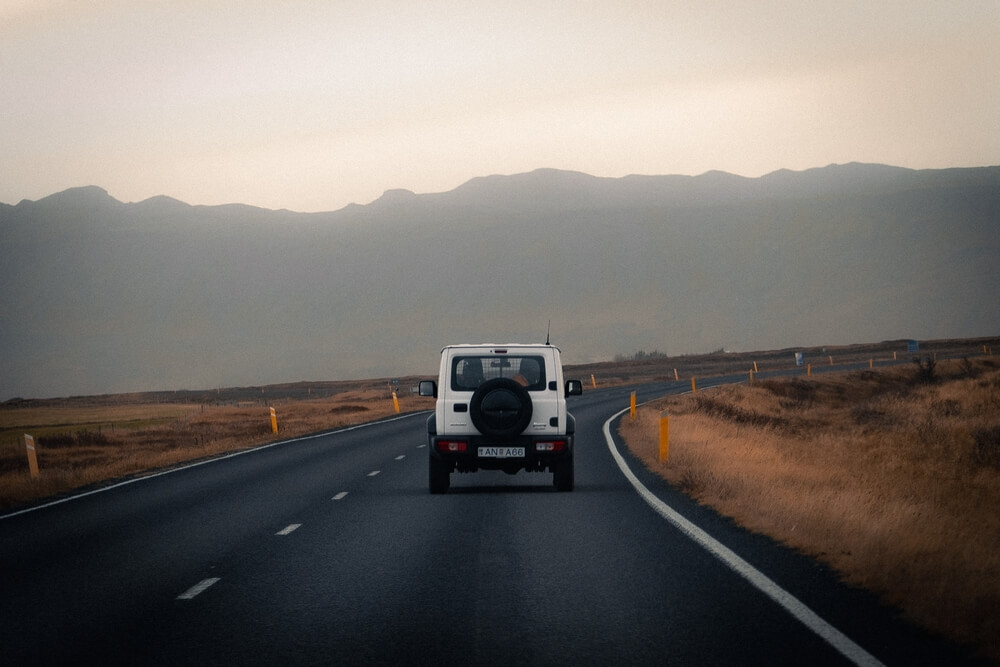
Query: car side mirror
565 379 583 396
418 380 437 398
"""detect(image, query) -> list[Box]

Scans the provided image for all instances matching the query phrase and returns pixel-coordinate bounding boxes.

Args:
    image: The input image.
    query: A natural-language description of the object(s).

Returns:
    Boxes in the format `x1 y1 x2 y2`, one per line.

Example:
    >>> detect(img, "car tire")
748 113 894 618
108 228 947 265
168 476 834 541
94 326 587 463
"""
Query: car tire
553 454 574 492
469 378 533 438
429 456 450 494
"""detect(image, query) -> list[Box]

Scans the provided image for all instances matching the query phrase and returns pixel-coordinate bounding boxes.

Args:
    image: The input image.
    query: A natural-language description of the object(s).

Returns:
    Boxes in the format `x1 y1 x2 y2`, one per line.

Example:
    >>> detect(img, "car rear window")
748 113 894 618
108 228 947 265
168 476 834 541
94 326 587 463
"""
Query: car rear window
451 355 547 391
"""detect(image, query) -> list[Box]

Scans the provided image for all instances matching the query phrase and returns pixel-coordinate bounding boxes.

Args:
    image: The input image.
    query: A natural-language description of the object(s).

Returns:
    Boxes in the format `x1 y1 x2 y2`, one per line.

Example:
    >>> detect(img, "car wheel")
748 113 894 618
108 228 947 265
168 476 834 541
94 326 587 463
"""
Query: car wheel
429 456 450 494
469 378 533 438
553 454 574 492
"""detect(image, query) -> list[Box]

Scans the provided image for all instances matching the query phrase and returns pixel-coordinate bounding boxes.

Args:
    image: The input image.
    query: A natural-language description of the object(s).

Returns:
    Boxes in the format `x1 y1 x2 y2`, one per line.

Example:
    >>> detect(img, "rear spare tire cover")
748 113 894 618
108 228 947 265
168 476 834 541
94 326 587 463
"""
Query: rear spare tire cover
469 378 533 438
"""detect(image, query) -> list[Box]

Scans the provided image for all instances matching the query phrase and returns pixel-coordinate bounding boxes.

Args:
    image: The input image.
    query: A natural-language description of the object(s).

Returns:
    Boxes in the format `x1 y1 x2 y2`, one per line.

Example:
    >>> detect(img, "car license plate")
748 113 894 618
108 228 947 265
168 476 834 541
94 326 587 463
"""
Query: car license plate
478 446 525 458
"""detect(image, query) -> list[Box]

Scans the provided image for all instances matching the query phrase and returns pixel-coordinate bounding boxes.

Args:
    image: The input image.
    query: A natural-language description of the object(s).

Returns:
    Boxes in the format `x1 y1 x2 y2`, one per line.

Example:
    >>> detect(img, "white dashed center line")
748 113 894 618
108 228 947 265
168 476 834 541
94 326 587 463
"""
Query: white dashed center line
395 455 406 460
367 470 381 477
332 491 348 501
177 577 220 600
276 523 301 535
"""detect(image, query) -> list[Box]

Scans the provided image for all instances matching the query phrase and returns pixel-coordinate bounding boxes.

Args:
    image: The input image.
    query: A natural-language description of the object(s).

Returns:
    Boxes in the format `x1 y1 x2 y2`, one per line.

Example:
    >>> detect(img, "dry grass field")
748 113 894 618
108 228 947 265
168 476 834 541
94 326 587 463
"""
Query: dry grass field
1 382 433 510
618 357 1000 661
568 336 998 389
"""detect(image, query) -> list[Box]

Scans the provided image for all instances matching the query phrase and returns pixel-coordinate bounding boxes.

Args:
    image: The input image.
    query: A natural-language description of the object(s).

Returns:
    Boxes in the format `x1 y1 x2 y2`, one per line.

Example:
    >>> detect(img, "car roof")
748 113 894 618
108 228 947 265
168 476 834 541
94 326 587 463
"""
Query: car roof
441 343 561 353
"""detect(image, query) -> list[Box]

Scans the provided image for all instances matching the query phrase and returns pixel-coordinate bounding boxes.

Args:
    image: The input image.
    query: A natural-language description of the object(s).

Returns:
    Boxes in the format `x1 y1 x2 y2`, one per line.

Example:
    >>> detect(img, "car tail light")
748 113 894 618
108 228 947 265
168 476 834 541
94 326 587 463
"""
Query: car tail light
535 440 566 452
437 440 468 453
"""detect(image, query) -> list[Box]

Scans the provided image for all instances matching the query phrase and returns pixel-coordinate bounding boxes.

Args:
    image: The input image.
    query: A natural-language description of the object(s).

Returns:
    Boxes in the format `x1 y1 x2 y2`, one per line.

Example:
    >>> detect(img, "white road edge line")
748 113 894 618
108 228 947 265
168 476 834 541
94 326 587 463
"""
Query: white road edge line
276 523 301 535
177 577 220 600
1 412 429 520
332 491 348 501
603 407 885 667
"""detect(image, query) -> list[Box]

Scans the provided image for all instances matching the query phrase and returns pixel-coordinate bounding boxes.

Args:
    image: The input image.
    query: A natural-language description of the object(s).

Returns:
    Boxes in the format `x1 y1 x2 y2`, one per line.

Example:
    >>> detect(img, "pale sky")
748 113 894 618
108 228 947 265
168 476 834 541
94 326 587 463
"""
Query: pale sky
2 0 998 212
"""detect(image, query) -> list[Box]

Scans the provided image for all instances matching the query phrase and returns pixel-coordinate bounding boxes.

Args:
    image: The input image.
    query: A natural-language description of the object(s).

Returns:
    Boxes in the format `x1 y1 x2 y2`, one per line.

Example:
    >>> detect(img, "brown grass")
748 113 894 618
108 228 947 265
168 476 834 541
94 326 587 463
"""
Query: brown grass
568 336 1000 389
618 358 1000 661
1 388 433 510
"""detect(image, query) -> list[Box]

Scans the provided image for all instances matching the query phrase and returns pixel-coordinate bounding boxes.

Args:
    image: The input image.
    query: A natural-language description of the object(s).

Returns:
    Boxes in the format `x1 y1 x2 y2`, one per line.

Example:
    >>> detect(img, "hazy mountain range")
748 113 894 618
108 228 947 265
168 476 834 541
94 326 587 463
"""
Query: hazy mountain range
2 163 998 399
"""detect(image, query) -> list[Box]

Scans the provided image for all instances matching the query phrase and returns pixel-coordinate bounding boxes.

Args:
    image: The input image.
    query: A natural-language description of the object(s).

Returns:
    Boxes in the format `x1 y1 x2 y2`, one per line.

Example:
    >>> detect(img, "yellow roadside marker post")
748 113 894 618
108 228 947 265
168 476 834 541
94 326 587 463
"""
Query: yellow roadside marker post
691 377 697 393
270 407 278 434
392 391 400 413
673 368 679 381
629 391 637 420
25 434 39 479
659 412 669 463
591 374 597 388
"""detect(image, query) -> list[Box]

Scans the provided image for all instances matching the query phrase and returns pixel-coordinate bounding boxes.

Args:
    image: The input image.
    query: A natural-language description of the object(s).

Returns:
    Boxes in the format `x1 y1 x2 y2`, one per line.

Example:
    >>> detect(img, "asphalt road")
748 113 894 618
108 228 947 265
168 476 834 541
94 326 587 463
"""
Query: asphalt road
0 380 983 666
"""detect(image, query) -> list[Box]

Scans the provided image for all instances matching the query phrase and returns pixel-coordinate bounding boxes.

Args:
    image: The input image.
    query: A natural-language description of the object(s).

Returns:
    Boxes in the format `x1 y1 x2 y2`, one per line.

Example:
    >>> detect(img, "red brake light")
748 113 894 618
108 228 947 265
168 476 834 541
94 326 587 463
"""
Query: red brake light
535 440 566 452
437 440 468 453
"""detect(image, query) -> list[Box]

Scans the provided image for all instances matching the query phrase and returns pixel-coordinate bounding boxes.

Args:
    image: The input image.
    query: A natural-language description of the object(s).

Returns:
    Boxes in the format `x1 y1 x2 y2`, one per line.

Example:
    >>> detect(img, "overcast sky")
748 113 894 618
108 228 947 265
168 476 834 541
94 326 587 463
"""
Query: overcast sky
2 0 997 212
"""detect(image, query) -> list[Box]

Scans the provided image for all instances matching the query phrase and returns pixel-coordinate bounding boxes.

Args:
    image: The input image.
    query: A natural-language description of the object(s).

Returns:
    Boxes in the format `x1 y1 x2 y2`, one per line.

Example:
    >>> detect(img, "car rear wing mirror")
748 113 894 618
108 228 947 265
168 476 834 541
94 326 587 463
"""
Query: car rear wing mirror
565 379 583 396
418 380 437 398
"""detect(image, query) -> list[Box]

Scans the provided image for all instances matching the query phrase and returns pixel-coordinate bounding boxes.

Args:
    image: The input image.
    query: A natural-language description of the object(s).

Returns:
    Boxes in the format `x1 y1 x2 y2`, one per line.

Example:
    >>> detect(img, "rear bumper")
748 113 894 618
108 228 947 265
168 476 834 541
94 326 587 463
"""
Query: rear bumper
428 433 573 473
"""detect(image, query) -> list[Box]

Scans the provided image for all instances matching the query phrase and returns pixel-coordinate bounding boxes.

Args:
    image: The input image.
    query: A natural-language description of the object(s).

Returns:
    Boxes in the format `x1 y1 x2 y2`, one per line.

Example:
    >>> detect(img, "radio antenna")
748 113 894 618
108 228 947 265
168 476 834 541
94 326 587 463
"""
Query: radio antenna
545 320 551 345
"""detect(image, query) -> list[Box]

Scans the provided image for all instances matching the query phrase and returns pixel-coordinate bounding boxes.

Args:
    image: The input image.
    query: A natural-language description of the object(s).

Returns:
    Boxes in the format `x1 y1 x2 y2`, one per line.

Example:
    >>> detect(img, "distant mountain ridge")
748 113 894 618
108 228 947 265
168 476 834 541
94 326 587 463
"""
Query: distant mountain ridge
11 162 980 214
2 163 998 399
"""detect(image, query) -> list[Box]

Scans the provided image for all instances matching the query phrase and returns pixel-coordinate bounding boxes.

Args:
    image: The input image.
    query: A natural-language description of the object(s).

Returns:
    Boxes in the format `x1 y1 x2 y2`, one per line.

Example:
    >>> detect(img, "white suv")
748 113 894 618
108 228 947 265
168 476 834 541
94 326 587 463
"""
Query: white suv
419 344 583 493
